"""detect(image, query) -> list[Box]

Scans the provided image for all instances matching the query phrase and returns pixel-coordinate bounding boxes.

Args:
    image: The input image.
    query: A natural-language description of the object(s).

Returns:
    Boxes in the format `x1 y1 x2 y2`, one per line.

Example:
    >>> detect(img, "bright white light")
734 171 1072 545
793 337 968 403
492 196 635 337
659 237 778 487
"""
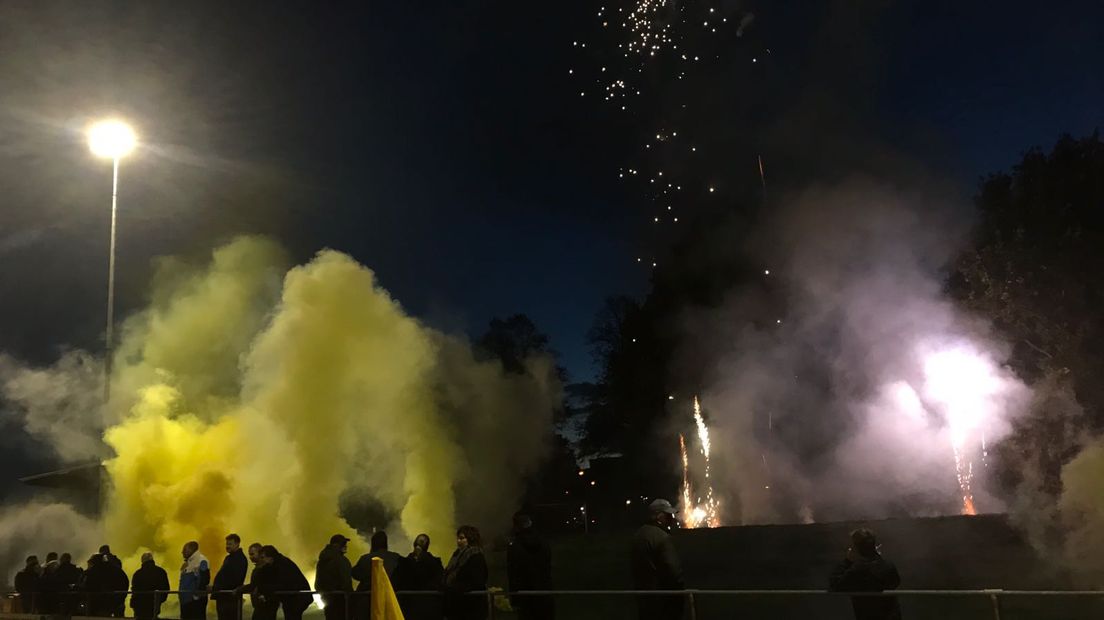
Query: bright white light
922 345 1003 445
87 119 137 159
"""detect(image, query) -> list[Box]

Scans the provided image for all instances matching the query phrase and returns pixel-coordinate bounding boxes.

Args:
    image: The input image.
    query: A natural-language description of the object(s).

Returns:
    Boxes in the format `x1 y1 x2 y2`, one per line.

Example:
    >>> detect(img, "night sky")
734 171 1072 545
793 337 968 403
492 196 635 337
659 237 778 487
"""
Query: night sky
0 0 1101 390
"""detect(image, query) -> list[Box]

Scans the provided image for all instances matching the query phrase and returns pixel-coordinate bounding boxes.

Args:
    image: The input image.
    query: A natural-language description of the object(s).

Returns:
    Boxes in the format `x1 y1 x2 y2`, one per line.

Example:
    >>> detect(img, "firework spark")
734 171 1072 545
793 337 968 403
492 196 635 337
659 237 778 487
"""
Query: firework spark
681 396 720 528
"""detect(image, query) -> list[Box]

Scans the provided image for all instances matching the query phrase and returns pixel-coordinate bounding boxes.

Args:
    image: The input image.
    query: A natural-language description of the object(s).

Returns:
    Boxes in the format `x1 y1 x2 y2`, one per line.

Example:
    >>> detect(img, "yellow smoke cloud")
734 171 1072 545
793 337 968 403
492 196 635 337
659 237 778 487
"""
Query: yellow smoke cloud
98 237 558 575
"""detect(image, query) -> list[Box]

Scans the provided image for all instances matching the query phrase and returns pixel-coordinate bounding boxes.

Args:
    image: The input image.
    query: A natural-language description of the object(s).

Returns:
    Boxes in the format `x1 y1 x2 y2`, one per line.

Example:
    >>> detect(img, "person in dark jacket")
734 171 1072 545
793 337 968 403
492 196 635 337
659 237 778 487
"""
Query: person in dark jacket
55 553 84 615
442 525 488 620
258 545 312 620
631 499 684 620
14 555 41 613
396 533 444 620
315 534 353 620
131 553 171 620
84 553 129 617
100 545 124 570
829 529 902 620
213 534 249 620
236 544 275 620
38 554 62 614
351 531 403 619
507 513 553 620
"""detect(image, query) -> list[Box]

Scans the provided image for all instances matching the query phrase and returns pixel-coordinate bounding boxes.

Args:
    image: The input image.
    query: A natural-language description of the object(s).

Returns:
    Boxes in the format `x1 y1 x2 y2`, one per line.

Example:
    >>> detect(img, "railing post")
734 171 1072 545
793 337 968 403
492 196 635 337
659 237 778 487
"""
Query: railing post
686 590 698 620
987 591 1002 620
486 591 496 620
345 591 350 620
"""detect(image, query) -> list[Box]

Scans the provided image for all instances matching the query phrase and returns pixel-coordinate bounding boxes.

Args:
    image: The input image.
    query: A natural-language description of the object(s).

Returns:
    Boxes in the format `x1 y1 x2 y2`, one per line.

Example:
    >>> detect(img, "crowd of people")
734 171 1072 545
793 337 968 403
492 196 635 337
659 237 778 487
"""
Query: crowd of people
10 513 554 620
11 501 899 620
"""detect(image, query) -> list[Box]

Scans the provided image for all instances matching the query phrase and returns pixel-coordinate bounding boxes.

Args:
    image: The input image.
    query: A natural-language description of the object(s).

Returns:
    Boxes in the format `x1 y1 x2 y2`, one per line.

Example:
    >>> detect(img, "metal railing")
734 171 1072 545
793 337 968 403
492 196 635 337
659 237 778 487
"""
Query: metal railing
4 588 1104 620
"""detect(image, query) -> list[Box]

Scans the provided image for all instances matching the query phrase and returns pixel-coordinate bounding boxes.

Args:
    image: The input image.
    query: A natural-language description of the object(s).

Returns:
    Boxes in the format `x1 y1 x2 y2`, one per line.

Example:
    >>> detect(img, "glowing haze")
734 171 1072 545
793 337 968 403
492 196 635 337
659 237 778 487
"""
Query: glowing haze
1 236 559 578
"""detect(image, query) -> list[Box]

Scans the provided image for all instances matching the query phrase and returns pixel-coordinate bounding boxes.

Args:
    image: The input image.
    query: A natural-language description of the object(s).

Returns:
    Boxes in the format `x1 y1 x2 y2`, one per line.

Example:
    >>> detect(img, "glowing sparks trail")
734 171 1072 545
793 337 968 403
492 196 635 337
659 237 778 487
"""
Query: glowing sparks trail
681 396 720 528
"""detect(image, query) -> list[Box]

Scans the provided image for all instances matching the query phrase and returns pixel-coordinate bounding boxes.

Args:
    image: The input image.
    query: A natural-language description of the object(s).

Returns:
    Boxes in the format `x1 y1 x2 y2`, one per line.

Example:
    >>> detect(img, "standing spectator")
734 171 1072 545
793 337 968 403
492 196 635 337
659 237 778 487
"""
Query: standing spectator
180 541 211 620
213 534 249 620
131 552 171 620
55 553 84 615
14 555 41 613
442 526 488 620
84 554 127 617
631 499 684 620
258 546 312 620
236 544 275 620
315 534 353 620
351 531 403 619
106 553 130 617
507 513 553 620
396 534 444 620
39 553 61 613
829 529 902 620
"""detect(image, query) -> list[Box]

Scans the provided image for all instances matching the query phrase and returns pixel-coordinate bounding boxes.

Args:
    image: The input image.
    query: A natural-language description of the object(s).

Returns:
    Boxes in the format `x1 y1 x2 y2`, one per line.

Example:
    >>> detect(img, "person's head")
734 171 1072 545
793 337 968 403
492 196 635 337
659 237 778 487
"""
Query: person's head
25 555 39 568
329 534 350 555
182 541 199 560
247 543 263 565
225 533 241 554
45 552 58 564
370 531 388 552
87 555 100 569
849 528 878 559
141 552 154 565
260 545 279 566
456 526 481 550
648 499 677 528
99 545 111 555
413 534 430 555
59 553 72 566
512 512 533 532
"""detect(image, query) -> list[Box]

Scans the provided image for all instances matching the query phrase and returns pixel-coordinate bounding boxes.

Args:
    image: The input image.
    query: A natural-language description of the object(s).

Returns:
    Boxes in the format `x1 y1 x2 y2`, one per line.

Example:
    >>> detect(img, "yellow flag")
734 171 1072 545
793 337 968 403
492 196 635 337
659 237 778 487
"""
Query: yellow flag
370 556 405 620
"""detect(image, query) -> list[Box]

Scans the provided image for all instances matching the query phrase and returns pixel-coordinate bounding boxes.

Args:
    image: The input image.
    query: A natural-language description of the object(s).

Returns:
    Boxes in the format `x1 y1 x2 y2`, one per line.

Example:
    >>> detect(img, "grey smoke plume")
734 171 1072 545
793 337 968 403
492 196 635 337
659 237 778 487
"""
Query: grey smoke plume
684 178 1030 524
0 503 100 586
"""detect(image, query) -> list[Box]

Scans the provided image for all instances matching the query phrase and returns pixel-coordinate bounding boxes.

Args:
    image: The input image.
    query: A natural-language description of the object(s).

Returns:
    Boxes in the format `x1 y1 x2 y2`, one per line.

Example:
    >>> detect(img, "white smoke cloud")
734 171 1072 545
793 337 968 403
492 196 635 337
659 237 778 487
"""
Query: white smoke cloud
0 503 101 586
688 178 1030 524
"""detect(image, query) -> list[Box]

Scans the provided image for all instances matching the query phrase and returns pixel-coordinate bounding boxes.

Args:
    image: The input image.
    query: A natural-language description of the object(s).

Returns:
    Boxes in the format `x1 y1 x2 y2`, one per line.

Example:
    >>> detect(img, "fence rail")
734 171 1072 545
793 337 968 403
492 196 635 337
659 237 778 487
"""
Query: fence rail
3 588 1103 620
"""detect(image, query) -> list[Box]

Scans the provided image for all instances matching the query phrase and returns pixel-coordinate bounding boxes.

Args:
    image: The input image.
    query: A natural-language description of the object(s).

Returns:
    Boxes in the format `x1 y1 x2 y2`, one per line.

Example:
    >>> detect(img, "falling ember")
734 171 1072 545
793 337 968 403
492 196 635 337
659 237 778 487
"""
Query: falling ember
680 397 720 528
952 441 976 516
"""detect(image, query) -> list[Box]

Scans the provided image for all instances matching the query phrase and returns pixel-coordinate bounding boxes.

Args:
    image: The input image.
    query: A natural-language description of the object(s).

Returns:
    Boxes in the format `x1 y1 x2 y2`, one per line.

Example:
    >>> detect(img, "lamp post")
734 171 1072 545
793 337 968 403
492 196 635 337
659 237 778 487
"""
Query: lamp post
87 119 136 403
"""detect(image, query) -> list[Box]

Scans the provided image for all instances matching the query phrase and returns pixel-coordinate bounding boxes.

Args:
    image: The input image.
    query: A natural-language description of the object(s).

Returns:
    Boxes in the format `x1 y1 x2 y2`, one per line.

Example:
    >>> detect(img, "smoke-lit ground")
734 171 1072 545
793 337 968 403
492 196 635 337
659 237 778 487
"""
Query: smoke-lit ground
0 236 559 579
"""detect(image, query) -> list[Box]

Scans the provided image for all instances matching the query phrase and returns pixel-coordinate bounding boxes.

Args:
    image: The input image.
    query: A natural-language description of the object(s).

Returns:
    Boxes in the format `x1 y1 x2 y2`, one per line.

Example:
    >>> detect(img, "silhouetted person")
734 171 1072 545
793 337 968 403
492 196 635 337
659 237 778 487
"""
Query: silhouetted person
180 540 211 620
352 531 403 619
213 534 249 620
39 553 62 613
258 545 312 620
507 513 553 620
829 529 902 620
84 553 128 617
236 544 275 620
315 534 352 620
14 555 41 613
396 533 444 620
131 552 171 620
443 525 488 620
55 553 84 614
631 499 684 620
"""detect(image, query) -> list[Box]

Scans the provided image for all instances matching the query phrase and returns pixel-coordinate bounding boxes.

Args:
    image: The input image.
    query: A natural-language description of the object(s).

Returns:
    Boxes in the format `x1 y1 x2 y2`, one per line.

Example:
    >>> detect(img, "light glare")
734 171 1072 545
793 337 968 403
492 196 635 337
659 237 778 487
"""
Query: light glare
87 120 137 159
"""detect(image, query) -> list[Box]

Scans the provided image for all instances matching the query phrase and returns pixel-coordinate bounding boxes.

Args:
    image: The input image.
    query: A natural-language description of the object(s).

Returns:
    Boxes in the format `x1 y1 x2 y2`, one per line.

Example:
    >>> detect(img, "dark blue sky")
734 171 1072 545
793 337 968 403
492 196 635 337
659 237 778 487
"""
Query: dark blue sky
0 0 1100 387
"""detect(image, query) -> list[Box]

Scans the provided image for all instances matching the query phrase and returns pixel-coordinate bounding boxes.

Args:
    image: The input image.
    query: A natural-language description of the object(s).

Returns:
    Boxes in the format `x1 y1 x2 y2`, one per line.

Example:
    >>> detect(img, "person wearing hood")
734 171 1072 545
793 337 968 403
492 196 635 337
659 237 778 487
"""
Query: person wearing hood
315 534 353 620
507 512 553 620
829 528 902 620
396 533 444 620
443 525 488 620
180 541 212 620
99 545 123 570
213 534 248 620
14 555 41 613
39 553 61 614
131 552 171 620
631 499 684 620
84 553 129 617
351 531 403 619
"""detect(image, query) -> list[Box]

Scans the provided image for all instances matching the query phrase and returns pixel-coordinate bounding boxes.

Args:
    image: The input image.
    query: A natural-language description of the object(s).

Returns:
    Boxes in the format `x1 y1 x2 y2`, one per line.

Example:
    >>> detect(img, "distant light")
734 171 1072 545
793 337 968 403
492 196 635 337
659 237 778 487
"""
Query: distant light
87 119 136 159
577 470 585 476
590 481 597 486
626 499 632 505
709 187 715 193
776 319 782 324
764 269 771 275
631 338 637 343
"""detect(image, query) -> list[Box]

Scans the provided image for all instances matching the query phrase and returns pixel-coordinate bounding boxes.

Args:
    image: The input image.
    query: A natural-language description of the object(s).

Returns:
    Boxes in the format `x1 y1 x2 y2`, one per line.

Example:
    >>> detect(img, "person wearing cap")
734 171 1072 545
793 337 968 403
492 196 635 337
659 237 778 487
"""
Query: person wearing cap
131 552 171 620
631 499 685 620
213 534 249 620
829 528 901 620
315 534 353 620
351 531 403 619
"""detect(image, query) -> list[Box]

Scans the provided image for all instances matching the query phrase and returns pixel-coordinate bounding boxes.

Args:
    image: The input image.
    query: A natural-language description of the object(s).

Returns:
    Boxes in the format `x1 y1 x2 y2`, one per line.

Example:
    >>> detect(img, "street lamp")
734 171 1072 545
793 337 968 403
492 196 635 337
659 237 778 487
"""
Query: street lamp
86 119 136 403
